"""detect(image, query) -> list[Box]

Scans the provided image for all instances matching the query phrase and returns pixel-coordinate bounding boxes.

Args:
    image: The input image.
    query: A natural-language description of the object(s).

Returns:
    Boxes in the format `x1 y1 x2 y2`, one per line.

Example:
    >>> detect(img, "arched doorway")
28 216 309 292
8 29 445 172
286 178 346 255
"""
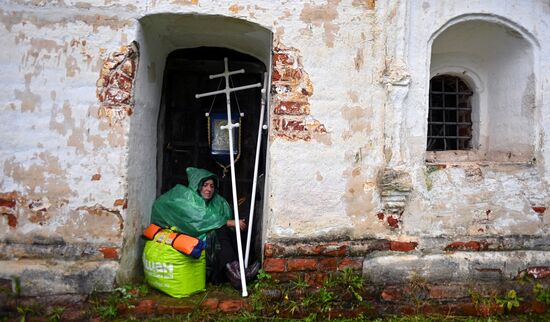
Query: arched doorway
121 14 272 283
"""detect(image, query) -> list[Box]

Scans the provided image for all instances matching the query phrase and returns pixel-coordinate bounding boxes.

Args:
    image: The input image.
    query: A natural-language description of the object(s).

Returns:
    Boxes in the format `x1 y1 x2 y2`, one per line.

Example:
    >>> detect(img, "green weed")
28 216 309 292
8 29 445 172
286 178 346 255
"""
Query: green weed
46 306 65 322
16 304 38 322
533 283 550 306
495 289 523 312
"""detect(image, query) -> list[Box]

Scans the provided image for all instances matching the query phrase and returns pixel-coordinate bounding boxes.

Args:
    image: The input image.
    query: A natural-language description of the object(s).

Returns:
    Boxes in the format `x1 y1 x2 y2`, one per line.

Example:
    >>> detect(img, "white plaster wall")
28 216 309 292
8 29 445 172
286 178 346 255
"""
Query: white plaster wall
264 1 389 240
403 0 549 238
0 2 137 244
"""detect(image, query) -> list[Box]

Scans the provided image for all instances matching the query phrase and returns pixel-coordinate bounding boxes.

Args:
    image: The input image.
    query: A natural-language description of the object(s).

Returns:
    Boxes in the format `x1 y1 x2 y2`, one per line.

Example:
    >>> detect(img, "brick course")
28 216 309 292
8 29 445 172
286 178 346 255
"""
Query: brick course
263 258 286 273
287 258 317 271
390 241 418 252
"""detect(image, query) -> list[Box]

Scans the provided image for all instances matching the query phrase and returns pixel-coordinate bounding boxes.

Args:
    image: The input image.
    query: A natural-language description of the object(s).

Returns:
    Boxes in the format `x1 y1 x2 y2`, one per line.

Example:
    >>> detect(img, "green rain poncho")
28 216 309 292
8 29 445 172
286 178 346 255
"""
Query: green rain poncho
151 167 232 239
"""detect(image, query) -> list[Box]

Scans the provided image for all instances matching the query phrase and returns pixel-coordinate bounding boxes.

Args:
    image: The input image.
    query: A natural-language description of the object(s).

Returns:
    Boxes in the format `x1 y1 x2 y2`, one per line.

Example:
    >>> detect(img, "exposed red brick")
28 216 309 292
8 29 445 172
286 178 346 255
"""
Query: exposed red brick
531 300 547 314
272 69 281 81
264 243 274 258
473 304 503 317
304 272 327 288
396 305 416 315
0 198 16 208
201 298 219 310
287 258 317 271
381 288 402 301
272 118 305 132
98 247 119 260
114 71 133 92
114 199 126 207
274 68 304 83
516 266 550 280
321 244 347 257
133 299 156 316
60 308 88 321
273 52 294 65
387 215 399 228
2 213 17 228
91 174 101 181
428 286 446 300
263 258 286 273
464 241 481 251
270 272 302 283
533 207 546 214
275 132 306 141
28 199 48 212
454 303 479 316
97 43 138 126
445 241 464 251
338 257 363 271
376 212 384 220
157 304 194 315
265 243 285 257
445 240 485 251
274 101 309 115
219 299 247 313
318 258 338 271
390 241 417 252
116 303 129 315
296 244 325 256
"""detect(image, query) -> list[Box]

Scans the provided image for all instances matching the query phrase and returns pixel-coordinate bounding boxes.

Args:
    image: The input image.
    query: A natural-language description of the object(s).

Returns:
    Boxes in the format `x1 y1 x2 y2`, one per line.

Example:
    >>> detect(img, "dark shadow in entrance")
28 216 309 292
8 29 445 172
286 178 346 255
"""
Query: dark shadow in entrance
157 46 267 265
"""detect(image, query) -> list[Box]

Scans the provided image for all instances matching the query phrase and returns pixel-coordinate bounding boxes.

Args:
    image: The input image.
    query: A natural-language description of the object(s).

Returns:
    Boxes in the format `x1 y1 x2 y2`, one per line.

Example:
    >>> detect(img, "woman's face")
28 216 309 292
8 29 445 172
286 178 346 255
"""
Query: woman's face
200 179 215 200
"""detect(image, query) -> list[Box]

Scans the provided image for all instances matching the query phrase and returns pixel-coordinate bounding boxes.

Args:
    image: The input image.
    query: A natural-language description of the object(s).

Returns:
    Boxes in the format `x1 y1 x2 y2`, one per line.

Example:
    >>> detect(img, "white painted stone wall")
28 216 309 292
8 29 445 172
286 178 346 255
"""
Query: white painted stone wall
402 0 549 240
0 0 548 295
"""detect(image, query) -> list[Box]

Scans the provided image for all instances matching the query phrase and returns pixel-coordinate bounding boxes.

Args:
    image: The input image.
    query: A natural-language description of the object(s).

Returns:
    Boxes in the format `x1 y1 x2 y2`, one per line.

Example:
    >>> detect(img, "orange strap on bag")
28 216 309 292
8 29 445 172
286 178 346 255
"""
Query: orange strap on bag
143 224 205 258
172 233 205 259
143 223 163 240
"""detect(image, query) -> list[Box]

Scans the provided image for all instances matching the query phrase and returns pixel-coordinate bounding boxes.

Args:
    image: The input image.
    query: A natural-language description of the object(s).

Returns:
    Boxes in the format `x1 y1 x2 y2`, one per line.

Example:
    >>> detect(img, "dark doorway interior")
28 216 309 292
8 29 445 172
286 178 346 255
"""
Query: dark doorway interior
157 46 267 263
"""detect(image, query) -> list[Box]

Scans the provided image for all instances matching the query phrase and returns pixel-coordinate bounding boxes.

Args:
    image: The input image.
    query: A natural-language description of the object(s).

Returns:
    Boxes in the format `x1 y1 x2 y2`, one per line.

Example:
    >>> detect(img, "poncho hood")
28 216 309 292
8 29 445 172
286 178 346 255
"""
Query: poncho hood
186 167 219 195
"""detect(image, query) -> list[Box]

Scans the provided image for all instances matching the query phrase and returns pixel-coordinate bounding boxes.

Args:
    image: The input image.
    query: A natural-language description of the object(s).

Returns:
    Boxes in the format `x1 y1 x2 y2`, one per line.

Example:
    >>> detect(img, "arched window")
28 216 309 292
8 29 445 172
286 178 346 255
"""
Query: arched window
427 75 473 151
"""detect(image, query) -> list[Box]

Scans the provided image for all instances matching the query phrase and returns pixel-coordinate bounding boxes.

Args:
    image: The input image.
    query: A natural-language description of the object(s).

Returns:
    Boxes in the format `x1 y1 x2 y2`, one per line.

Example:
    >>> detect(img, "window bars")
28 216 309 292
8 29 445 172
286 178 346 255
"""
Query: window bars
427 75 473 151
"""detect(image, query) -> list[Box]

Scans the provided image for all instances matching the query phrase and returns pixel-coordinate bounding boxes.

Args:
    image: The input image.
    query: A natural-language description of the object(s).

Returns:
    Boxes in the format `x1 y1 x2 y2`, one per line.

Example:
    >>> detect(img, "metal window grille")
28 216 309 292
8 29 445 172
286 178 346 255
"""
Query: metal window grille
427 75 473 151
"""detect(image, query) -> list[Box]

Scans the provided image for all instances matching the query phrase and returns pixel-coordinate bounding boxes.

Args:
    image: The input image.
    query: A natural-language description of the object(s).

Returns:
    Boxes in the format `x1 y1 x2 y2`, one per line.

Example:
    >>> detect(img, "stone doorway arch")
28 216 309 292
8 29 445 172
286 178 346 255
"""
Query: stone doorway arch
118 14 272 283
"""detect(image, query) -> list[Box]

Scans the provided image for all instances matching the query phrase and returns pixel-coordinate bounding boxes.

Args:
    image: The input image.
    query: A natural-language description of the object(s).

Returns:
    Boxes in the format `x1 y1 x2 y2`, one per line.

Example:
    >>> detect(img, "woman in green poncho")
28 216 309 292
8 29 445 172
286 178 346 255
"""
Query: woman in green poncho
151 167 259 287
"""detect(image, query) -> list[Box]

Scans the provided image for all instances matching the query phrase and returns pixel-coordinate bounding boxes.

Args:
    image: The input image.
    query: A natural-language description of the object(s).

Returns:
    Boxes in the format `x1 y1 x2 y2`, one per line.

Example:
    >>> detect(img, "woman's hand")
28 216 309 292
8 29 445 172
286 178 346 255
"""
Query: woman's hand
227 219 247 231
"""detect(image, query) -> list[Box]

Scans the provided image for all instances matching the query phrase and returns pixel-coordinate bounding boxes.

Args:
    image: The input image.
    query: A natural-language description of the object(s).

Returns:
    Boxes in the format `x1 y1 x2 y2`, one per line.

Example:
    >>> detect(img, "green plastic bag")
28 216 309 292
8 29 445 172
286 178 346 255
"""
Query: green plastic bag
142 230 205 298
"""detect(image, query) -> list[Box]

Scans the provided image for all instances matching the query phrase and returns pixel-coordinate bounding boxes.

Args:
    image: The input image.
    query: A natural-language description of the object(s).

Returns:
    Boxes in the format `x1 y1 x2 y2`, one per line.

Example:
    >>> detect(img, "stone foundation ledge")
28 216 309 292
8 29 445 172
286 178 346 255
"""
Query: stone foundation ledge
362 250 550 284
264 235 550 258
0 259 118 296
0 241 122 260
